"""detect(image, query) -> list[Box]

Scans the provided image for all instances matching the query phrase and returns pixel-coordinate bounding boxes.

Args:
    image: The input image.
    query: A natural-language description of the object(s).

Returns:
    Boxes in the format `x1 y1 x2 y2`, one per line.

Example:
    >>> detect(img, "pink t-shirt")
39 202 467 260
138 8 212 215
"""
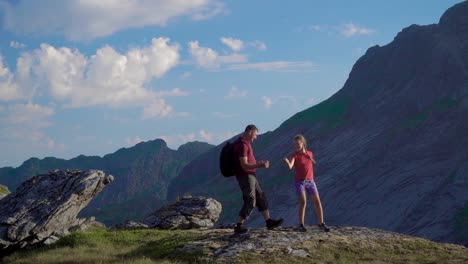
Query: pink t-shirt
291 150 314 180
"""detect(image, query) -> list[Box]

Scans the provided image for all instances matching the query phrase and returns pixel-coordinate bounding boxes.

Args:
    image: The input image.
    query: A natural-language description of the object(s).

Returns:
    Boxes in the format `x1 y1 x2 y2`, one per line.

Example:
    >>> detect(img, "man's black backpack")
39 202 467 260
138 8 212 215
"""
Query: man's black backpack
219 141 238 177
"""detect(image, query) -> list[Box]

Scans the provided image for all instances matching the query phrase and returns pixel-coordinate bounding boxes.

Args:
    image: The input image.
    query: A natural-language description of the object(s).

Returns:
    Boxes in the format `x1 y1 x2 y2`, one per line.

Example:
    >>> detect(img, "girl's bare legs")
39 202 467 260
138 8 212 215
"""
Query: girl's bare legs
298 193 307 225
311 193 324 224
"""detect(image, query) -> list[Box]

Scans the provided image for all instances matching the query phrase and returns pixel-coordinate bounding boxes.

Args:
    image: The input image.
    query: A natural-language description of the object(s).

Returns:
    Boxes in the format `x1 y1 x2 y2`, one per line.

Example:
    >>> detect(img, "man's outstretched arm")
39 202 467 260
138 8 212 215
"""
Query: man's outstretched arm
239 157 268 170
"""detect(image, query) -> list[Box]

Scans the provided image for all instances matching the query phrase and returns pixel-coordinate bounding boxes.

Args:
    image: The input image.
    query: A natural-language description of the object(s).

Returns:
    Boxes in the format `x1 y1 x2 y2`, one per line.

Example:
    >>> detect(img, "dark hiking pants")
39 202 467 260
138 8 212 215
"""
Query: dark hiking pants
236 174 269 219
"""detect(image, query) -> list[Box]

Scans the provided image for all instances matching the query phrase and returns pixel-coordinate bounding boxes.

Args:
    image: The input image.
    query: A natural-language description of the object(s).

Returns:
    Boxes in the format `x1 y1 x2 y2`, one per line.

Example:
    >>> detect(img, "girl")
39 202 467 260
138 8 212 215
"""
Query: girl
283 134 330 232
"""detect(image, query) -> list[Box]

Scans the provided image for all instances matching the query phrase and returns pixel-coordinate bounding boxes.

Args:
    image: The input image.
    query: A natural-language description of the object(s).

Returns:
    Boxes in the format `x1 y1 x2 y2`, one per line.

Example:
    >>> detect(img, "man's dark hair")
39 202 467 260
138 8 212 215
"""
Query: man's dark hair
244 124 258 133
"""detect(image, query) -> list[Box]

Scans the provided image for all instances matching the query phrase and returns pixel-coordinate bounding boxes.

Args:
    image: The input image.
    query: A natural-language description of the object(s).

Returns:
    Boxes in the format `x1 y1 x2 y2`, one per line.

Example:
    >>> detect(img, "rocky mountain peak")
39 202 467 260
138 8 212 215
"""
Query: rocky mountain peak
439 1 468 37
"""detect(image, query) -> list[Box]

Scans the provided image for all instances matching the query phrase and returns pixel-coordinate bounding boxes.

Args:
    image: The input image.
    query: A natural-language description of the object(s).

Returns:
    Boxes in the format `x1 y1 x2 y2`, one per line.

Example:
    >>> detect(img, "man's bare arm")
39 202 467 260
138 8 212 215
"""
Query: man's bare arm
239 157 265 170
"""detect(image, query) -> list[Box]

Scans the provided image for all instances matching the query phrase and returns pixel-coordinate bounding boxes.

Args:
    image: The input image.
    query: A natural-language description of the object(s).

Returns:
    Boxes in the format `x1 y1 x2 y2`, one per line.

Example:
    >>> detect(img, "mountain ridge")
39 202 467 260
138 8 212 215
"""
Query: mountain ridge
0 139 215 225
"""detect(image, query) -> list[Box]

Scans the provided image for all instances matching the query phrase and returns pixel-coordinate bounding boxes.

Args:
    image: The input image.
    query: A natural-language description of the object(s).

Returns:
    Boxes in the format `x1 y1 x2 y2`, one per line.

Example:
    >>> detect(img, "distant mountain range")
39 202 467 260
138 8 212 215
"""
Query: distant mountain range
167 1 468 246
0 140 214 224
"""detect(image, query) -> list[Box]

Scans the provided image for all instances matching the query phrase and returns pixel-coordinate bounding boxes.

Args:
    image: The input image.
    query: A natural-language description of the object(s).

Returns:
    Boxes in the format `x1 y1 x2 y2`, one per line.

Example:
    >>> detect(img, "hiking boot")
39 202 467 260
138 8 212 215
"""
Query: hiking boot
234 224 248 234
266 218 283 230
295 224 307 232
318 222 330 232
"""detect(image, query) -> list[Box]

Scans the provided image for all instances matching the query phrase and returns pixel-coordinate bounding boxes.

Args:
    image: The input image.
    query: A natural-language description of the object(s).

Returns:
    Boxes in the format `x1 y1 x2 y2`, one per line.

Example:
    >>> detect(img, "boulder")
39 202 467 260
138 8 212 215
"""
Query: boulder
114 221 150 230
142 196 222 230
0 169 113 250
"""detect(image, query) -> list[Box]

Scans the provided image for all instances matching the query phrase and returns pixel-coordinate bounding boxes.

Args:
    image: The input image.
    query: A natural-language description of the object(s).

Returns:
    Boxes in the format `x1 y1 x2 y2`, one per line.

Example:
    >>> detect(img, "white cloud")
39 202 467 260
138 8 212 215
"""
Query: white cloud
142 98 173 119
262 96 273 109
220 37 244 51
309 25 322 31
0 0 225 41
278 95 314 110
188 41 315 72
188 41 247 69
248 40 267 51
10 41 26 49
159 133 197 147
181 71 192 79
305 97 316 106
340 23 374 37
160 130 235 148
224 61 316 72
125 136 143 146
5 102 54 125
0 102 65 166
199 130 214 142
0 56 26 101
3 38 185 119
191 1 226 21
295 25 324 33
0 102 60 150
298 23 374 38
225 86 247 99
154 88 189 97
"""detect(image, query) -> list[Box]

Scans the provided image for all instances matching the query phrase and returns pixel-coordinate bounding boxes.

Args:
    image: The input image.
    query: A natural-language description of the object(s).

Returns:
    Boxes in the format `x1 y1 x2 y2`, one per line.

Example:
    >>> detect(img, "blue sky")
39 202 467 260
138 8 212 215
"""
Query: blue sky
0 0 462 167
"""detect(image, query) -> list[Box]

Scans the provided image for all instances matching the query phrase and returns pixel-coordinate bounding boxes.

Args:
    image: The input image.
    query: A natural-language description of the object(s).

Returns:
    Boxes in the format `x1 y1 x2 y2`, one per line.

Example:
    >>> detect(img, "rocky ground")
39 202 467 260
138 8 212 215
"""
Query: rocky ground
3 225 467 264
178 226 468 263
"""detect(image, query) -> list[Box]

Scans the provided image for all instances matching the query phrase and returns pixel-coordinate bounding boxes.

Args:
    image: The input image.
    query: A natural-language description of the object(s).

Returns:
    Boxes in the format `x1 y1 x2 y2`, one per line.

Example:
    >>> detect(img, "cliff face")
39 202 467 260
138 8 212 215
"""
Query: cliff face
0 140 214 225
168 1 468 245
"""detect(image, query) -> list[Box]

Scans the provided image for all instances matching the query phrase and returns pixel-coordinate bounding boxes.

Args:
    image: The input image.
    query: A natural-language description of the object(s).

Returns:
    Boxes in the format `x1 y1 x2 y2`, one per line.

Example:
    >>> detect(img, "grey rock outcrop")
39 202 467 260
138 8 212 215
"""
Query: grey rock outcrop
0 184 9 200
132 196 222 230
178 226 468 262
0 170 113 249
114 221 150 230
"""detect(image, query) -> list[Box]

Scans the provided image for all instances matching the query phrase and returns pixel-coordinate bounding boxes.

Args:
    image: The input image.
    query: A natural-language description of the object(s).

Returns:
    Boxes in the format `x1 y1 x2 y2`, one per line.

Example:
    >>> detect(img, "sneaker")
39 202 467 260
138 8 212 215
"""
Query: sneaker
234 224 248 234
295 224 307 232
318 222 330 232
266 218 283 230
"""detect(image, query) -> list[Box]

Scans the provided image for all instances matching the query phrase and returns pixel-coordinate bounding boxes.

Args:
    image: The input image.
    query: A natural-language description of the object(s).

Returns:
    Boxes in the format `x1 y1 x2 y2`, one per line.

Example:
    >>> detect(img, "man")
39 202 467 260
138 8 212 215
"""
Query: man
233 124 283 234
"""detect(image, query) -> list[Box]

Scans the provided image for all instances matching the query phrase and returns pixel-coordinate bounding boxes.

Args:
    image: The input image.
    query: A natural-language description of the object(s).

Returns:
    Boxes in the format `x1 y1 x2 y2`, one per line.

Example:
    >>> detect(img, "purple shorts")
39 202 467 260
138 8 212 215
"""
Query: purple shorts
294 179 318 196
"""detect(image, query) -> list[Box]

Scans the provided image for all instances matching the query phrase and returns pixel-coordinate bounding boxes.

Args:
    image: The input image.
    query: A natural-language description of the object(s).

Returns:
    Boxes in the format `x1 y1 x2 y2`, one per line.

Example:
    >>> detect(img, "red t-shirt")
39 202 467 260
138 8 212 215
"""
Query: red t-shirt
291 150 314 180
234 137 257 176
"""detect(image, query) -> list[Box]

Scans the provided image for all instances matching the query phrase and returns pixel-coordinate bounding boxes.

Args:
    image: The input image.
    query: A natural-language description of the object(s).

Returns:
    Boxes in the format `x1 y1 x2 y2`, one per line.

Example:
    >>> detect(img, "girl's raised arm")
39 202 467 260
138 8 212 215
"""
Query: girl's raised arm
283 157 295 170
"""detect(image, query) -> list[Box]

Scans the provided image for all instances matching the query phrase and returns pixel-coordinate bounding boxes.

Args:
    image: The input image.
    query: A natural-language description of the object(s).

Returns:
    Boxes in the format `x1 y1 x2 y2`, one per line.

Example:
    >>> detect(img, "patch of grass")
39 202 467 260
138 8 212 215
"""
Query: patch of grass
434 98 459 111
403 97 459 128
448 170 458 183
0 185 10 195
454 206 468 244
279 97 350 132
3 229 206 264
405 111 428 128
